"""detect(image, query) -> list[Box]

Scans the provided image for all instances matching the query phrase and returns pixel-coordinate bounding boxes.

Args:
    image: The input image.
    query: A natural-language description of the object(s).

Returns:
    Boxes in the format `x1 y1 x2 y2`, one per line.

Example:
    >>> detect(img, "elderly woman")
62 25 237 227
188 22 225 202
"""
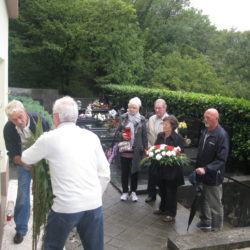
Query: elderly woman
153 115 184 222
118 97 148 202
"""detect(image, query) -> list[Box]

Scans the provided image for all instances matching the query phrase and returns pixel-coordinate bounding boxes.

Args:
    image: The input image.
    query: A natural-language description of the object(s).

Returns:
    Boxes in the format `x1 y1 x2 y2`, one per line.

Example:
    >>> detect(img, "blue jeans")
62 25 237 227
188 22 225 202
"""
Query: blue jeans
14 165 32 235
43 206 104 250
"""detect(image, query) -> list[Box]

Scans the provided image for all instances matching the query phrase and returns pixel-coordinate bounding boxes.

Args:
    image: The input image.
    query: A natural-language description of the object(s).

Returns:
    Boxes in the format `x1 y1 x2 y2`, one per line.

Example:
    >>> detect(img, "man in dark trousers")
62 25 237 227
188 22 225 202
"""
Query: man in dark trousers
3 100 50 244
195 108 229 232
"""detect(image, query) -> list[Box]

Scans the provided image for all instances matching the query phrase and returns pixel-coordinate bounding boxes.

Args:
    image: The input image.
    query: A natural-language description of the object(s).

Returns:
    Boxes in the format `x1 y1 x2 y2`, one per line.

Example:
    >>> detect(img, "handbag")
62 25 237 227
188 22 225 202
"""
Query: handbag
118 141 132 152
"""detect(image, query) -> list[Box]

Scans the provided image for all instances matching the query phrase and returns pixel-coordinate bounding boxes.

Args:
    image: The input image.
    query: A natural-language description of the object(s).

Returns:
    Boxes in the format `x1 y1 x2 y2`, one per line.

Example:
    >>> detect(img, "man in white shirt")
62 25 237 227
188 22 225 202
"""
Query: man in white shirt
21 96 110 250
145 99 168 202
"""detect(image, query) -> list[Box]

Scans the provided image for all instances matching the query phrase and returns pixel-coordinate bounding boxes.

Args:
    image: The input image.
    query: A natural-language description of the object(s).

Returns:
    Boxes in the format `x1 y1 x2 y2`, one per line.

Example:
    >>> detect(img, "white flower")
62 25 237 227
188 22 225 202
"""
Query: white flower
155 149 161 153
148 152 154 157
94 113 106 121
148 146 155 152
174 146 181 152
171 151 176 156
156 154 162 161
166 151 172 157
161 151 166 156
160 144 166 149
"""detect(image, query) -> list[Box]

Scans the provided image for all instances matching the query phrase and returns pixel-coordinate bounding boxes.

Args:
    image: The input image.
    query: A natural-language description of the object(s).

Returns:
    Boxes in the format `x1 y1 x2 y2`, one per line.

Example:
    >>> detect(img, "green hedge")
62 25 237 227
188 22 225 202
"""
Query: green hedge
9 96 53 126
101 84 250 162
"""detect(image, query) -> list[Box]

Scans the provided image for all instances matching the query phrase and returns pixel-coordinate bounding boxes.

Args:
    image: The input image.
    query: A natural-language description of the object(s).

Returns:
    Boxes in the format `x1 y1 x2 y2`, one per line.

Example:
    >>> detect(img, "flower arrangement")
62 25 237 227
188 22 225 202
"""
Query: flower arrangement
94 113 106 121
91 99 109 109
104 118 120 129
178 121 188 136
141 144 189 167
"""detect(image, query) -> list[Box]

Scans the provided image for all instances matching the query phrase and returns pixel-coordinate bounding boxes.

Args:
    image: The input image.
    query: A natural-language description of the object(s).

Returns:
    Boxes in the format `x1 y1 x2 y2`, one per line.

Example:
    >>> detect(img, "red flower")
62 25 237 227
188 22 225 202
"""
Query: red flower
167 145 174 151
155 145 161 149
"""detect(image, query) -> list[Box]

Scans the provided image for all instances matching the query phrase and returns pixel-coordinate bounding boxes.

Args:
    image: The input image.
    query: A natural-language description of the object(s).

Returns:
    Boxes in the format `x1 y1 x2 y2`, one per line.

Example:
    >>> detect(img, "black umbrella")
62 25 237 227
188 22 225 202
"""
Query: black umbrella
187 182 203 231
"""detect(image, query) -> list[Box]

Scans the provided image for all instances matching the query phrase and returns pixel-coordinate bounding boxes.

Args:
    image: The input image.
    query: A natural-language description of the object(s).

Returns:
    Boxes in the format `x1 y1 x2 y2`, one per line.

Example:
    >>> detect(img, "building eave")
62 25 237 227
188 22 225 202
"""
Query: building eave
5 0 19 19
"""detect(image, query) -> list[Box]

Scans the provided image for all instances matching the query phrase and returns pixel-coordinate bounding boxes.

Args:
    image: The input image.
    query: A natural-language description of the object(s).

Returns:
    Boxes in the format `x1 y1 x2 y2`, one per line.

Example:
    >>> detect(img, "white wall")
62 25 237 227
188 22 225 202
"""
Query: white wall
0 0 9 173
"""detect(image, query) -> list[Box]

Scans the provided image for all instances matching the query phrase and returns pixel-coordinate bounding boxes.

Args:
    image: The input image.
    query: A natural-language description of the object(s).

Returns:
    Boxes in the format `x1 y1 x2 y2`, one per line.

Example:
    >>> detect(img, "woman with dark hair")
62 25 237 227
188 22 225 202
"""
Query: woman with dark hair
153 115 184 222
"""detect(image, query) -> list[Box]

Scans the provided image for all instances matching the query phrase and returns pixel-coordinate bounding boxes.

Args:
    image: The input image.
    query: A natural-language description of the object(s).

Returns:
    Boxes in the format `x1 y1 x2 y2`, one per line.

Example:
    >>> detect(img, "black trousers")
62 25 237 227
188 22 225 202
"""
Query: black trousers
158 179 178 217
146 165 157 197
120 157 138 193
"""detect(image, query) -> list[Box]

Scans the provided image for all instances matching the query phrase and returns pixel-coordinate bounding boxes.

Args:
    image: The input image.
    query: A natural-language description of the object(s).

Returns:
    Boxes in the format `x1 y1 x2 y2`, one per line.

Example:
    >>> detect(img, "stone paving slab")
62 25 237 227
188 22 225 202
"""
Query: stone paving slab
167 228 250 250
65 184 202 250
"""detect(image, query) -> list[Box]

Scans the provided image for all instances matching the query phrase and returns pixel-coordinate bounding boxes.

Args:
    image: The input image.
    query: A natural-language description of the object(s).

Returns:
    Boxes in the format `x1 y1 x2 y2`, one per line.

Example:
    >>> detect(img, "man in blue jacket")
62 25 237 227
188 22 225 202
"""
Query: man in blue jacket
195 108 229 232
3 100 50 244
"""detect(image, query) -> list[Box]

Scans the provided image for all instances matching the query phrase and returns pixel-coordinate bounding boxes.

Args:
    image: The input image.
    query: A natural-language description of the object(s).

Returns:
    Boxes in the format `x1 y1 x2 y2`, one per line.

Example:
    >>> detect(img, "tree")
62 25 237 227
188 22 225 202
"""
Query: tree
150 51 225 94
9 0 145 96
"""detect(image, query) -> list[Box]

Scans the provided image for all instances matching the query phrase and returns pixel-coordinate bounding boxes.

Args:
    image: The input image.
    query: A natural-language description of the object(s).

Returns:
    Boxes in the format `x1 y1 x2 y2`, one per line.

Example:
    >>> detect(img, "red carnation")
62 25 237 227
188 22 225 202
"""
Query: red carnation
167 145 174 151
155 145 161 149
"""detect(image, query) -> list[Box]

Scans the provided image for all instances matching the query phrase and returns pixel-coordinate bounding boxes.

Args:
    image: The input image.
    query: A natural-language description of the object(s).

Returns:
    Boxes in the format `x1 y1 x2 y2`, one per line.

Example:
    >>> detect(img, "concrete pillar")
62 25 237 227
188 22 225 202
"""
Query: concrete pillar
0 0 11 246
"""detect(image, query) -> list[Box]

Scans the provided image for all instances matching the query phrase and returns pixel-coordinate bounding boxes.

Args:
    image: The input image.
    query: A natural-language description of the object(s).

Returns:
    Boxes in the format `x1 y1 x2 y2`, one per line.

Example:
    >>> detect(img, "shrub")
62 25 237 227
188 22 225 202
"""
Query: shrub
101 84 250 162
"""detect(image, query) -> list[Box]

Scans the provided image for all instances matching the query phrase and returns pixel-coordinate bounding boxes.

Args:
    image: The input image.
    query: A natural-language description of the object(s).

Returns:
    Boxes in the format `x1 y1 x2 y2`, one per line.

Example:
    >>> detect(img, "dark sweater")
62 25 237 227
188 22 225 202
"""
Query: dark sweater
3 112 50 159
153 131 185 186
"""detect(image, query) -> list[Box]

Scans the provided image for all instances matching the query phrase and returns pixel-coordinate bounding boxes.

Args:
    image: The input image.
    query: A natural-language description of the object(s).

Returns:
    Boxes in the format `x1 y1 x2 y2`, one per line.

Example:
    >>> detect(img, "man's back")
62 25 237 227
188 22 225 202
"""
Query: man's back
22 123 110 213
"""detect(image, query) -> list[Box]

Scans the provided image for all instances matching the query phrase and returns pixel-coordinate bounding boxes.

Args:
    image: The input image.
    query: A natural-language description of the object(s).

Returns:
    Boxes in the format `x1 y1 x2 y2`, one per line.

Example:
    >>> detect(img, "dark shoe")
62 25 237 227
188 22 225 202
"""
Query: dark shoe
153 209 167 215
13 233 24 244
145 195 156 203
196 221 211 229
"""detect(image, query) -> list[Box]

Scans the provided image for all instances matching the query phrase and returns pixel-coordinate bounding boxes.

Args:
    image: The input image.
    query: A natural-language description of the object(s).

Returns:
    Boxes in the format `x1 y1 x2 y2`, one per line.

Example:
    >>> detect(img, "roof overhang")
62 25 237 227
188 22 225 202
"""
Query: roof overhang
5 0 19 19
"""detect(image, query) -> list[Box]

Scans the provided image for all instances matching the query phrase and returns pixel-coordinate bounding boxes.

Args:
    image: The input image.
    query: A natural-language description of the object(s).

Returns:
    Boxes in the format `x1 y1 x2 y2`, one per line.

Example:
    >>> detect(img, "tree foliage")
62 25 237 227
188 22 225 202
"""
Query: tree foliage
150 51 224 94
9 0 250 100
9 0 144 96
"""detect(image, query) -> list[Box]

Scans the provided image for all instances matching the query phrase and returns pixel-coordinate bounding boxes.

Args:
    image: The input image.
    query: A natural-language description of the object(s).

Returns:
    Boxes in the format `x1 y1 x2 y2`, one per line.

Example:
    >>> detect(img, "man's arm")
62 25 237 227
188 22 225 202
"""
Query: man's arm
94 136 110 194
13 156 32 170
147 116 155 148
196 131 229 175
3 122 22 159
21 134 47 165
205 133 229 172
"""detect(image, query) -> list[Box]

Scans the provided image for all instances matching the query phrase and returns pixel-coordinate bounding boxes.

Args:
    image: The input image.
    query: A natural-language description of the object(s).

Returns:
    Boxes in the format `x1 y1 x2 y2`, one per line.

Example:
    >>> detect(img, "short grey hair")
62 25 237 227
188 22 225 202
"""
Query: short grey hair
53 96 78 123
128 97 142 108
5 100 25 116
154 99 167 109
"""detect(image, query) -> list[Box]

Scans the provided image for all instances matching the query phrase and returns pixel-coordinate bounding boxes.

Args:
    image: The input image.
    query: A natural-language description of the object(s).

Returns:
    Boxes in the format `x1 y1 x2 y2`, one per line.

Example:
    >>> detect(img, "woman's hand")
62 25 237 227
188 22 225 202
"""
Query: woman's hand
122 132 130 140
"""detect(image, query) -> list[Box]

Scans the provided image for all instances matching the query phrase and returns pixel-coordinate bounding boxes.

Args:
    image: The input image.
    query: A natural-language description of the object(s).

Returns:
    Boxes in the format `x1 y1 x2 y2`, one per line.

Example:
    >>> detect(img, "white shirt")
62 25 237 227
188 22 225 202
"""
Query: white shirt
22 122 110 213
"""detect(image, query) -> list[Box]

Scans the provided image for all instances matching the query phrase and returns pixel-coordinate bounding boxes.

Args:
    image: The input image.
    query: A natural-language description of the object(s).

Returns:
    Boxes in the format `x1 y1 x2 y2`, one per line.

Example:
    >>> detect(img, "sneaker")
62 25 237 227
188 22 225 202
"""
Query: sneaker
130 192 138 202
196 221 211 229
120 193 129 201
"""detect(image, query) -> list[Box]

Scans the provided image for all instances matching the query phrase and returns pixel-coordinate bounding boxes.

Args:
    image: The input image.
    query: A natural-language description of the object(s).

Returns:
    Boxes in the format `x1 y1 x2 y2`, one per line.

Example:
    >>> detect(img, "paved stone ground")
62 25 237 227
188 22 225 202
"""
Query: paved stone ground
65 184 201 250
2 163 237 250
1 179 44 250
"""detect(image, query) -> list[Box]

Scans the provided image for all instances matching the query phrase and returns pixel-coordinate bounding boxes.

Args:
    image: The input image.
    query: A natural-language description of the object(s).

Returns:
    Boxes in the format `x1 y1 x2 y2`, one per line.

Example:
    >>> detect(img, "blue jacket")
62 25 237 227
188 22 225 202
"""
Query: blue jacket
196 124 229 186
3 112 50 159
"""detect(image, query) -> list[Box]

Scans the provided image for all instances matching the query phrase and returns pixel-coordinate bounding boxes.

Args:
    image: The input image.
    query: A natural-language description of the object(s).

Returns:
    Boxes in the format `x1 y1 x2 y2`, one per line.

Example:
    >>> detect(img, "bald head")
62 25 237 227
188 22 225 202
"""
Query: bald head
204 108 219 131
